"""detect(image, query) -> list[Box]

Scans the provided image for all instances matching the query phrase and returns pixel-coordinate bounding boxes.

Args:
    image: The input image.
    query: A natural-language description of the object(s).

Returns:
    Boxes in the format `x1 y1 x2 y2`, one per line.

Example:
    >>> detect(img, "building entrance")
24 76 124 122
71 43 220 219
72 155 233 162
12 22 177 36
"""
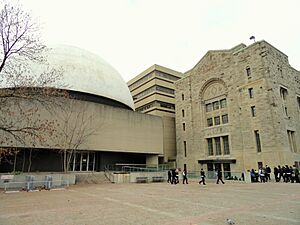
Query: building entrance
70 152 96 172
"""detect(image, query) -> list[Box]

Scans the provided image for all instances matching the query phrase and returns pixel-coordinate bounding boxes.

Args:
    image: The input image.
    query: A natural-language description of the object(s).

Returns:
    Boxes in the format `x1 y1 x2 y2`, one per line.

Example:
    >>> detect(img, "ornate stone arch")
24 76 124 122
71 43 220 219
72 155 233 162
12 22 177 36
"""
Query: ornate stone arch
199 78 228 101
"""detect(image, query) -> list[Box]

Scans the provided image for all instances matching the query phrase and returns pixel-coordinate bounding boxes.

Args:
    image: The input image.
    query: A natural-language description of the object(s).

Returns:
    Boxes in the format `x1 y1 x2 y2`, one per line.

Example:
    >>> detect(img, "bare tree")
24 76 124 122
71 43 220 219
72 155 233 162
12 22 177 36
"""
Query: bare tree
56 100 98 173
0 1 67 167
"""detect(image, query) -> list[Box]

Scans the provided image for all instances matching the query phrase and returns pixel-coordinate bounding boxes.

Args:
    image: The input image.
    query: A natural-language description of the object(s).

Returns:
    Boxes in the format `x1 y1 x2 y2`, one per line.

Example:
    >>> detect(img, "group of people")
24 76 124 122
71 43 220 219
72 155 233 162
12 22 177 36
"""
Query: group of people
250 165 299 183
167 168 225 185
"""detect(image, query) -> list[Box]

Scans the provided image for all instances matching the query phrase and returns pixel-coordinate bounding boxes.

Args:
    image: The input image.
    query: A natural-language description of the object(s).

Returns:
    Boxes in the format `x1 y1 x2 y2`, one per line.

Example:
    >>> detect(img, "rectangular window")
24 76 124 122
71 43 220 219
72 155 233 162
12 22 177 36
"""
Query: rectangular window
184 141 187 157
248 88 254 98
223 136 230 155
182 109 185 117
213 101 220 110
220 99 227 108
222 114 228 124
255 130 262 152
207 138 213 156
182 93 184 101
206 103 212 112
287 130 297 153
215 137 221 155
214 116 220 125
257 161 263 169
251 106 256 117
284 107 288 117
280 87 288 100
207 118 213 127
246 67 251 76
182 123 186 131
297 96 300 110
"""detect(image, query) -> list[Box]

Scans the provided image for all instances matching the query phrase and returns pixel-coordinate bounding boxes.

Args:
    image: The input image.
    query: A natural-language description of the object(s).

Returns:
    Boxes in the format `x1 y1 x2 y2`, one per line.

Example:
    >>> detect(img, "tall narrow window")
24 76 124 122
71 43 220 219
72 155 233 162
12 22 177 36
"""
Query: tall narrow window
248 88 254 98
246 67 251 76
213 101 220 110
182 109 185 117
222 114 228 124
207 118 213 127
182 93 185 101
280 87 288 100
215 137 221 155
223 136 230 155
182 123 186 131
287 130 297 153
254 130 262 152
220 99 227 108
297 96 300 110
207 138 213 156
251 106 256 117
184 141 187 157
214 116 220 125
206 103 212 112
284 107 288 117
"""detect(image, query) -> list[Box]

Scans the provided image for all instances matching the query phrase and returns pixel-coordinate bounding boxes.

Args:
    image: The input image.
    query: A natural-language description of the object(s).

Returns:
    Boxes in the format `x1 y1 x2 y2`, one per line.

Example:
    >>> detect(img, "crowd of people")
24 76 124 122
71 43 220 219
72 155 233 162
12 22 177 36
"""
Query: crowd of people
250 165 300 183
167 168 225 185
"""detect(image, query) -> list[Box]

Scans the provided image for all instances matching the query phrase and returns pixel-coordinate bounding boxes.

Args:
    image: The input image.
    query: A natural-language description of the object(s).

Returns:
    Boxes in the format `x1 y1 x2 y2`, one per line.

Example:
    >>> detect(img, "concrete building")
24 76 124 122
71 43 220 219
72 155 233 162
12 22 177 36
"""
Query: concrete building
127 65 182 165
0 46 163 173
175 40 300 174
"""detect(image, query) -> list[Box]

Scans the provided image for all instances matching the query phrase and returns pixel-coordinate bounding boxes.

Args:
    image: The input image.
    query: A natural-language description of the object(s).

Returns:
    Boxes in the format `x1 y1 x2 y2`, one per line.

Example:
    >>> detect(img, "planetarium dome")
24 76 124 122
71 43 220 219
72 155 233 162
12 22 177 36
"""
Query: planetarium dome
41 45 134 110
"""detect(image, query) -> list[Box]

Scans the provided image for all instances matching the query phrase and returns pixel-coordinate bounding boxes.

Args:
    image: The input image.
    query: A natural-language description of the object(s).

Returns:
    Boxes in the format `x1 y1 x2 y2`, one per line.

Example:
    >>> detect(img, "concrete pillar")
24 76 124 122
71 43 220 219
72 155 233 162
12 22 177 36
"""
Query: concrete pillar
146 155 158 166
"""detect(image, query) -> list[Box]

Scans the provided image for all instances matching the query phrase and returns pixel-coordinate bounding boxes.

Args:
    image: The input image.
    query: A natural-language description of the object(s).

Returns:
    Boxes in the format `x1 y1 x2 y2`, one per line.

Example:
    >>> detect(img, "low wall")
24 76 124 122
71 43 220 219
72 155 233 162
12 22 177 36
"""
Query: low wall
0 173 76 190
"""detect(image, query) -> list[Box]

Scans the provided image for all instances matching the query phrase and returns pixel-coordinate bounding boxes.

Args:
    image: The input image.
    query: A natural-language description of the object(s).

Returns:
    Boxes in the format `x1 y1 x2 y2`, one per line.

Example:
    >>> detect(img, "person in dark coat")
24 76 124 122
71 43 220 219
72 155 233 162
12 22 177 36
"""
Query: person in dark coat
266 165 271 181
167 170 172 183
278 165 283 182
171 169 177 184
216 169 225 184
182 169 188 184
274 166 278 182
199 168 206 185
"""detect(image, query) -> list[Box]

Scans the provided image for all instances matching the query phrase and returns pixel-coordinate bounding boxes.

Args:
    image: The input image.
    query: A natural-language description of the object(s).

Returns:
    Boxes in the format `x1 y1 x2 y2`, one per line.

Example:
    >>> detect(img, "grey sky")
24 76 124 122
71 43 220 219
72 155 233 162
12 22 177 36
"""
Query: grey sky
22 0 300 81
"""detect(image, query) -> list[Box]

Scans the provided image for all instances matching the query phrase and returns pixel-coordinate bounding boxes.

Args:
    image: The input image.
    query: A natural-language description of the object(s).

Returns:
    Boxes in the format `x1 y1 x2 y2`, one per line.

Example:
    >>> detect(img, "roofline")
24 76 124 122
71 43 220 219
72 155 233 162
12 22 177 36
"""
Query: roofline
127 64 183 85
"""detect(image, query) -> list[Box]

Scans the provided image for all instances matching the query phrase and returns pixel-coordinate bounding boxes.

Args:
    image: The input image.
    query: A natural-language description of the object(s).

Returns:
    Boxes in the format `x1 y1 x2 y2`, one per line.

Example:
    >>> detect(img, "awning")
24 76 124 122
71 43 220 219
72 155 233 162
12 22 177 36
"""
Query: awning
198 159 236 164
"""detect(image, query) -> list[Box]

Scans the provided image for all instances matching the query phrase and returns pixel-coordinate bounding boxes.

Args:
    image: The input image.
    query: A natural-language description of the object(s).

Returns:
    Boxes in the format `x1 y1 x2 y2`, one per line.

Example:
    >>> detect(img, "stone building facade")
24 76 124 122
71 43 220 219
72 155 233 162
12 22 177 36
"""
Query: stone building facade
175 40 300 174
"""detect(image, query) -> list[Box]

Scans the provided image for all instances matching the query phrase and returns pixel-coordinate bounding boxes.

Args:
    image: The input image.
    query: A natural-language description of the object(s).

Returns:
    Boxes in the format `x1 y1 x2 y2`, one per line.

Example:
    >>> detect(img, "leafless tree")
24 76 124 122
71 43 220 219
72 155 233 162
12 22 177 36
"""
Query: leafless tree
56 100 98 173
0 1 67 167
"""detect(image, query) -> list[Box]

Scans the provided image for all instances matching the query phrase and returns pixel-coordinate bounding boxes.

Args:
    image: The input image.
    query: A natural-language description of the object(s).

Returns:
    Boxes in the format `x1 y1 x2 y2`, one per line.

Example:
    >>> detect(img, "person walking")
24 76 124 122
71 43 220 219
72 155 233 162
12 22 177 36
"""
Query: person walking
182 169 188 184
274 166 279 182
167 169 172 183
216 169 225 184
199 168 206 185
266 165 271 181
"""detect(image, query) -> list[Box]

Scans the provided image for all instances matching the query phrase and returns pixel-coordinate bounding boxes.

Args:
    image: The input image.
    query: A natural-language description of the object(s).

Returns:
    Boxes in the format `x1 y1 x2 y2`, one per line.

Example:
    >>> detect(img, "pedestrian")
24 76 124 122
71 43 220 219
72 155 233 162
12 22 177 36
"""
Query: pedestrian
216 169 225 184
199 168 206 185
182 169 188 184
259 167 265 183
175 168 179 184
167 169 172 183
278 165 283 182
266 165 271 181
171 169 177 184
295 166 300 183
274 166 278 182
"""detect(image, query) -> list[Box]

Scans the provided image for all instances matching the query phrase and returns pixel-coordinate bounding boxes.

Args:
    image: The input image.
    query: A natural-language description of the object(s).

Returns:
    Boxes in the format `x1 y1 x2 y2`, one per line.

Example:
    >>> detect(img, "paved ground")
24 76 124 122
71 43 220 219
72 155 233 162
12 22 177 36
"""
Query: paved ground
0 181 299 225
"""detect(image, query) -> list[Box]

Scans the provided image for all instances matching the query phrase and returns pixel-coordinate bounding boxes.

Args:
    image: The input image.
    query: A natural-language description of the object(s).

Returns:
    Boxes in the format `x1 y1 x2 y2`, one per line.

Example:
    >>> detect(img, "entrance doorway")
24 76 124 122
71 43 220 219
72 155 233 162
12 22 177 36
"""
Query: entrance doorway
70 152 96 172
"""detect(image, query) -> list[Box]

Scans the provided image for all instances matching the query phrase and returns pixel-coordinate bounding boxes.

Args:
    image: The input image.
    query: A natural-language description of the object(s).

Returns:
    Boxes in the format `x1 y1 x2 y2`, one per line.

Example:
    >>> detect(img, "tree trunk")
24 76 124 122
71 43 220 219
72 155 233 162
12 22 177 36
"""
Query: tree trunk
27 149 32 172
13 152 17 172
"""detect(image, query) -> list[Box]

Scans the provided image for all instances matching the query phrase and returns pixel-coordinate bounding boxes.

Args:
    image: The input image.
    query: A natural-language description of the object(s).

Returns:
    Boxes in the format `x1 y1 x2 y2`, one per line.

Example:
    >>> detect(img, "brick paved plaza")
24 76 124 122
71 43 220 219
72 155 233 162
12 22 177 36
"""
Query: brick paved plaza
0 181 299 225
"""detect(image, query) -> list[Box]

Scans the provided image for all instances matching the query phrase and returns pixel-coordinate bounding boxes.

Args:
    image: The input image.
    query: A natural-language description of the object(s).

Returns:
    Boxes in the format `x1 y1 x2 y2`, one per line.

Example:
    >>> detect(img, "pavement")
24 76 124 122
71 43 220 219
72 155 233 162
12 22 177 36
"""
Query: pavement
0 181 299 225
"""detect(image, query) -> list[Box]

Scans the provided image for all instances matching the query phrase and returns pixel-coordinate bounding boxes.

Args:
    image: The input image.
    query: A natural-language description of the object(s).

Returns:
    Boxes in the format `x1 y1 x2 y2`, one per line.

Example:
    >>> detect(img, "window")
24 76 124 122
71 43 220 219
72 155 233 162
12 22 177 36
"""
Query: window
184 141 187 157
280 87 288 100
207 138 213 155
287 130 297 153
248 88 254 98
206 103 212 112
215 137 221 155
251 106 256 117
214 116 220 125
182 109 185 117
254 130 262 152
222 114 228 124
213 101 219 110
182 93 184 101
223 136 230 155
246 67 251 76
183 123 186 131
220 99 227 108
297 97 300 110
284 107 288 117
207 118 213 127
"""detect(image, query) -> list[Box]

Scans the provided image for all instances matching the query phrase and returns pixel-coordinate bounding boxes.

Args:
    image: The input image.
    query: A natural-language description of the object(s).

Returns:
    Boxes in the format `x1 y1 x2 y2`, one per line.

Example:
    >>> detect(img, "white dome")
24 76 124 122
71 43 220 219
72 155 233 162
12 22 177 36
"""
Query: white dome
34 45 134 110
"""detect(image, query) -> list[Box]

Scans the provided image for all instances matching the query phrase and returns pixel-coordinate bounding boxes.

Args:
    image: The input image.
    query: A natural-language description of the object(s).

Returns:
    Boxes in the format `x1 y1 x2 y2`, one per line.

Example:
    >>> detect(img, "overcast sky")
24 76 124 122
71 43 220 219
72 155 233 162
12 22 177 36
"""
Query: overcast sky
21 0 300 82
